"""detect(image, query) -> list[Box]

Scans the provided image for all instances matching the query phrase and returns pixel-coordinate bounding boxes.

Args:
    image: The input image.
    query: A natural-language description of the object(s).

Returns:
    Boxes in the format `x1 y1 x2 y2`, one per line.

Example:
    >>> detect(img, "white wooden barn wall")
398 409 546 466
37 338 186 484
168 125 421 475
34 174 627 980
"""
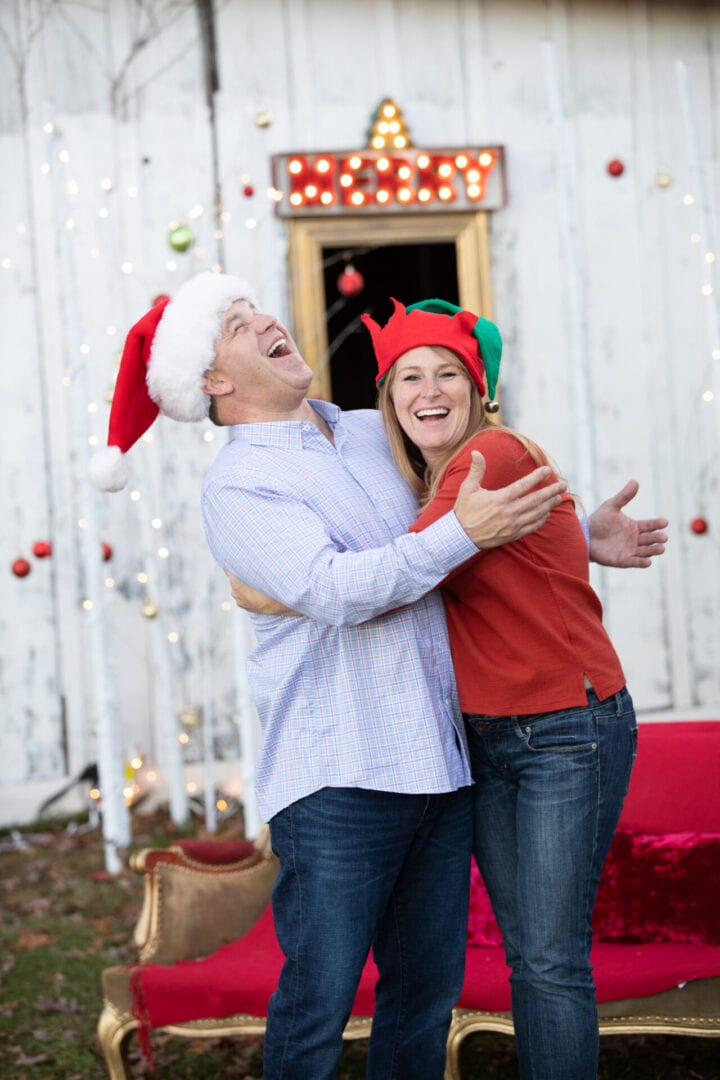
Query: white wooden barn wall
0 0 718 826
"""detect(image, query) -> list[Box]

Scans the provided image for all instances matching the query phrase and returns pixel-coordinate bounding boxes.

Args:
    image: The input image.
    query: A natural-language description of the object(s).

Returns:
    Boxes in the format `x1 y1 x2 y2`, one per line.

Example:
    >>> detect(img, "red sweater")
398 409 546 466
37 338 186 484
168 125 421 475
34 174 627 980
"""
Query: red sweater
410 429 626 715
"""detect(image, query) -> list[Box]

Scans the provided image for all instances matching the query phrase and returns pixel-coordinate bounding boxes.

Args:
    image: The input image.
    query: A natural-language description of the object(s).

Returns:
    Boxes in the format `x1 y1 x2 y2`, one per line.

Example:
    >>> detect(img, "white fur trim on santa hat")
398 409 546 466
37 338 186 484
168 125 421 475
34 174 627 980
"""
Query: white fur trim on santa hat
147 272 259 422
88 444 130 492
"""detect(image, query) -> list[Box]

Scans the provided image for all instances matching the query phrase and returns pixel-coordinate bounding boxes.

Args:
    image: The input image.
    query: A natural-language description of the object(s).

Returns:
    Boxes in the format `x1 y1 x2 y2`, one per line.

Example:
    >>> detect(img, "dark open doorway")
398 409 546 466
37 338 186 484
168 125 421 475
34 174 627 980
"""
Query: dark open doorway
322 242 459 410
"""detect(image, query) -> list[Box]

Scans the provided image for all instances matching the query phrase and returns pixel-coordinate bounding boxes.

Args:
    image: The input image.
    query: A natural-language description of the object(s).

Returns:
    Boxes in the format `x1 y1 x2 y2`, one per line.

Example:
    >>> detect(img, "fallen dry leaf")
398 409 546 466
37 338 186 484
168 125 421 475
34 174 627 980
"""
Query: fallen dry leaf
15 927 55 950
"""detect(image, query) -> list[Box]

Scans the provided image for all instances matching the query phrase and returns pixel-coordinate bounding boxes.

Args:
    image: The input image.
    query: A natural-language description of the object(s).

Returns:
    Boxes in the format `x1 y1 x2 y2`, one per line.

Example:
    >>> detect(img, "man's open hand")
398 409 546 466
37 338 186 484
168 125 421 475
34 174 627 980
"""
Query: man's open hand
589 480 668 568
454 451 567 549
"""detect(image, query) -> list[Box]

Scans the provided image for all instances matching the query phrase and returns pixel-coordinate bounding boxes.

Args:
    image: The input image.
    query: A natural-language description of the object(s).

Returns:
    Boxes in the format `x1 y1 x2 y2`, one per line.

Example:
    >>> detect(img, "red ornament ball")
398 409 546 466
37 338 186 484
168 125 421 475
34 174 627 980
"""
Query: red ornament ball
12 558 31 577
243 184 255 197
152 293 170 307
101 542 113 562
33 541 53 558
690 516 709 535
607 159 625 177
337 266 365 298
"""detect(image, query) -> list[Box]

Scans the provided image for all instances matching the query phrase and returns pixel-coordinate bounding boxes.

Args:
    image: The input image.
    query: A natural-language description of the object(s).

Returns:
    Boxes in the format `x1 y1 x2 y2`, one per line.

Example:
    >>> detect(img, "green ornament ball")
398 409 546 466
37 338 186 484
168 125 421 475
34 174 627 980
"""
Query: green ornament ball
168 224 195 253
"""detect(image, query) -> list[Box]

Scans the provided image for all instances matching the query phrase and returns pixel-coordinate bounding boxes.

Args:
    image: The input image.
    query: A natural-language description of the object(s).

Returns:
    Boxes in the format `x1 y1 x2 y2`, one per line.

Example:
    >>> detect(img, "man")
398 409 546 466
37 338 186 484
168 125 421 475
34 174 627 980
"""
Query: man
90 272 667 1079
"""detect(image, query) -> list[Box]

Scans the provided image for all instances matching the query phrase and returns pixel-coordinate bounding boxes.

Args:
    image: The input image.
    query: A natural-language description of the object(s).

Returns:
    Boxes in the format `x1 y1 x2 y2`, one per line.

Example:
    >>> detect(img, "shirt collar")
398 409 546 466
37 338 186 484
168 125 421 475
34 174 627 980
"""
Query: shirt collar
229 399 342 449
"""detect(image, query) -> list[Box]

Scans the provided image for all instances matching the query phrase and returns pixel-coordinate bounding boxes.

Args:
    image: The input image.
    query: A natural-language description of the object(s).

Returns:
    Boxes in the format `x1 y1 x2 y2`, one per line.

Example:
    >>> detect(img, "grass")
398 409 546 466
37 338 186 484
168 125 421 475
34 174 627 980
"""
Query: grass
1 809 719 1079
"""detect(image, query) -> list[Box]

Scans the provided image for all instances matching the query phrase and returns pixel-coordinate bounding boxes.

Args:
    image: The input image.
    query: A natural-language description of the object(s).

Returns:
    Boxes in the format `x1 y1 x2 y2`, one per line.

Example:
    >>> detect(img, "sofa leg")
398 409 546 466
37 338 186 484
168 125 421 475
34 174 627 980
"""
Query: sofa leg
97 1004 137 1080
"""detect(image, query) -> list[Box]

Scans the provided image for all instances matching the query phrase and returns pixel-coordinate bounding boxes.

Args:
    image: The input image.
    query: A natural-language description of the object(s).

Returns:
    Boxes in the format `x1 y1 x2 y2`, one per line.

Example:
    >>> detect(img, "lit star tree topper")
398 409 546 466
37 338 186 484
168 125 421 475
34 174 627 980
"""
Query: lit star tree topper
367 98 413 151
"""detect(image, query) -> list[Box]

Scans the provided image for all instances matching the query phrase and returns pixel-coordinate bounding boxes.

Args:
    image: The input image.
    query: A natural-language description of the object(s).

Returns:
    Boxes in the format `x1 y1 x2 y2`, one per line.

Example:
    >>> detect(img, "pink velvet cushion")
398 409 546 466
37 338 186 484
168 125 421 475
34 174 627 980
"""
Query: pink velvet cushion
468 830 720 947
131 906 378 1032
458 941 720 1012
173 838 256 864
593 829 720 944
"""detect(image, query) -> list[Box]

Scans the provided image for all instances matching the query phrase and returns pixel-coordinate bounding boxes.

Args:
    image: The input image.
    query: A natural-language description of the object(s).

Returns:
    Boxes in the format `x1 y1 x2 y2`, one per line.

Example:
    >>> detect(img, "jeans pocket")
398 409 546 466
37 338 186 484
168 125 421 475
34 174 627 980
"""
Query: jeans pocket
519 708 597 754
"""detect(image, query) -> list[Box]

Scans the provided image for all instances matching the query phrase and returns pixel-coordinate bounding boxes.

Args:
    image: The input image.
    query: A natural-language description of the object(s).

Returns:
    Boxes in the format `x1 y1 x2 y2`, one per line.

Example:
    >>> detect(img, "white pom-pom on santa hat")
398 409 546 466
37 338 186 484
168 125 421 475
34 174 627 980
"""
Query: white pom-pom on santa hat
87 445 129 493
88 272 258 492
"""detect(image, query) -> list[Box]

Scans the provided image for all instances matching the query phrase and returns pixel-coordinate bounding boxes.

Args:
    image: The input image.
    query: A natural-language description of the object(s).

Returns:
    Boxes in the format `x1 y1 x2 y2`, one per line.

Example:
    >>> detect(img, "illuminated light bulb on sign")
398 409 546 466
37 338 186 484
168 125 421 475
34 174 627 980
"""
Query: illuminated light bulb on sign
278 144 500 215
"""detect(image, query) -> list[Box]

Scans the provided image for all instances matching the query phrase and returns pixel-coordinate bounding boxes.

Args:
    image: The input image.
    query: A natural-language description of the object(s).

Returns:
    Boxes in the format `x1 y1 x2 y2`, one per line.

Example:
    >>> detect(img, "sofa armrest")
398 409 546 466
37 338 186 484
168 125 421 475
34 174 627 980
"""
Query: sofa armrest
129 828 279 964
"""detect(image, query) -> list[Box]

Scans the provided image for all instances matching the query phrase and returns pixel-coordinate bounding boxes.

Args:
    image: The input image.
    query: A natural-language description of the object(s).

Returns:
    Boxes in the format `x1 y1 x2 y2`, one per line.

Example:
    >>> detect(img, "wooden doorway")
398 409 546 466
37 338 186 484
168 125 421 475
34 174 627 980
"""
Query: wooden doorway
287 213 494 407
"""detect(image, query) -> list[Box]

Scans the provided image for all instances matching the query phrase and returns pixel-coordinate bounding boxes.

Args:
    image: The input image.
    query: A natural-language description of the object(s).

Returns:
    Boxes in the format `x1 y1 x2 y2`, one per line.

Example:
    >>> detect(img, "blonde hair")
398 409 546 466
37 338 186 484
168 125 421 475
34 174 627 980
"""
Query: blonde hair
378 352 553 506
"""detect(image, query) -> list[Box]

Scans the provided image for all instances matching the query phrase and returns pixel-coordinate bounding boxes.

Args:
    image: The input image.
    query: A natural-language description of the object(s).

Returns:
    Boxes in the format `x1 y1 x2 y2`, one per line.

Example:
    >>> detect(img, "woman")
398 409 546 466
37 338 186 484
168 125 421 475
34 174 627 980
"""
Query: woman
362 297 637 1080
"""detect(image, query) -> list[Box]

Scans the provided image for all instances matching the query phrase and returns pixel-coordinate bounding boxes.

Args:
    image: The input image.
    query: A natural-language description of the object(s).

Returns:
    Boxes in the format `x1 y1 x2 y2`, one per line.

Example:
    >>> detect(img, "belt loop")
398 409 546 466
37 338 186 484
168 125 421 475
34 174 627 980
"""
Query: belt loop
615 691 622 717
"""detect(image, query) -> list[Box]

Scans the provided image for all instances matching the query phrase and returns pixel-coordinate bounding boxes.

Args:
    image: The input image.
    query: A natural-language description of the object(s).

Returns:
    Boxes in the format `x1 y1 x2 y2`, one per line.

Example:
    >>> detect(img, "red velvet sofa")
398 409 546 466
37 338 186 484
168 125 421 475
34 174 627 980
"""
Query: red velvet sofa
98 721 720 1078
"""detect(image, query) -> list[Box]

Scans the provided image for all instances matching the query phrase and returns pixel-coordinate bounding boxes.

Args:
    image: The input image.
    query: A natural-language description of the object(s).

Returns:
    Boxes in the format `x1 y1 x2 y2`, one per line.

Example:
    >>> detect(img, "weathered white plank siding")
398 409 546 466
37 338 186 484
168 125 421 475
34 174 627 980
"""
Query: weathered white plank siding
0 0 718 826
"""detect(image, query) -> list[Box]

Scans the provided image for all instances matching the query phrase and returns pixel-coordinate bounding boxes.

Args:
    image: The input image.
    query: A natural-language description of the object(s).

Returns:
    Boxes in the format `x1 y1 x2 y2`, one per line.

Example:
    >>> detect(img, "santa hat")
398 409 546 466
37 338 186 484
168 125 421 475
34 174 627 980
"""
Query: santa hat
361 297 502 405
88 272 257 492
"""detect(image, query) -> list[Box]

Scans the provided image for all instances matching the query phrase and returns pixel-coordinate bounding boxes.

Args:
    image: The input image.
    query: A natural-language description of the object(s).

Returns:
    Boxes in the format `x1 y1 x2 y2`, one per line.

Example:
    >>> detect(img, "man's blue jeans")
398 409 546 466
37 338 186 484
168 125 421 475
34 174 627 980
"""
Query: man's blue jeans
264 785 472 1080
465 687 637 1080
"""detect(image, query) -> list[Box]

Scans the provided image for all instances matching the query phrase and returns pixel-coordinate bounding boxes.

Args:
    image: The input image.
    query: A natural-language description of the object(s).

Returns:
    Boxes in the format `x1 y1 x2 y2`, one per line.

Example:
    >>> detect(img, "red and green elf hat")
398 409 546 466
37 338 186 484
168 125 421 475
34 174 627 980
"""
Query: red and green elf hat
361 297 501 405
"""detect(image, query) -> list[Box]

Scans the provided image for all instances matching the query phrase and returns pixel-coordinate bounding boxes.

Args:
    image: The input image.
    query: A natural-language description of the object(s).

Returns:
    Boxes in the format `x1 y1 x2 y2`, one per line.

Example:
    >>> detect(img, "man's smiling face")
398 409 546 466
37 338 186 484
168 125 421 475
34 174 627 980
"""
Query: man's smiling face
212 299 313 407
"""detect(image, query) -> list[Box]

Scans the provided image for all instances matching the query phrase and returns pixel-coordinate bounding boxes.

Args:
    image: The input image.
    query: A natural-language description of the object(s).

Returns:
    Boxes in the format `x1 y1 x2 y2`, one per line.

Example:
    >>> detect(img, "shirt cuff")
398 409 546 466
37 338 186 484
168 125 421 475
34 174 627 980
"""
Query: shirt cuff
410 510 481 575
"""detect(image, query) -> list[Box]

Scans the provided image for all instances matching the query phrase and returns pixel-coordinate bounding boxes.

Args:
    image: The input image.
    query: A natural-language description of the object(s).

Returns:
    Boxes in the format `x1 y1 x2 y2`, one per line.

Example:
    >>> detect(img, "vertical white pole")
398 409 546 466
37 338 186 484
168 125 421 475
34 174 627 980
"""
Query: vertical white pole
56 193 131 872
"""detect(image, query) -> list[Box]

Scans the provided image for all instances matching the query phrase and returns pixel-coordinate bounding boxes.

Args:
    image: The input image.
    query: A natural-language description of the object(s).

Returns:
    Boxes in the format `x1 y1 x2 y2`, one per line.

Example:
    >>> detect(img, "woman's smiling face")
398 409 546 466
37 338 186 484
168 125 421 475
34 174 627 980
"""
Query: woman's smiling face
389 345 473 466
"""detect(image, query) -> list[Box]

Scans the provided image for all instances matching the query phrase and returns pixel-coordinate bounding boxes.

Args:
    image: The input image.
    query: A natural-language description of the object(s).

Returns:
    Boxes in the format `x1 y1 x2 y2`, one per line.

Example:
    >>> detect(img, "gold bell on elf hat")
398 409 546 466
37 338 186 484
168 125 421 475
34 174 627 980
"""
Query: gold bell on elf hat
88 272 257 492
362 297 502 413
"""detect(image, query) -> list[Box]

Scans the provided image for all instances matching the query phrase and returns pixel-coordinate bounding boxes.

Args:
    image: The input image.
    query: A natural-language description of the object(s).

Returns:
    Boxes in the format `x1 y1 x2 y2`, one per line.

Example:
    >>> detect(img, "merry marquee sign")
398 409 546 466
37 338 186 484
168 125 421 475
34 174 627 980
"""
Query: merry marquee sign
271 99 506 217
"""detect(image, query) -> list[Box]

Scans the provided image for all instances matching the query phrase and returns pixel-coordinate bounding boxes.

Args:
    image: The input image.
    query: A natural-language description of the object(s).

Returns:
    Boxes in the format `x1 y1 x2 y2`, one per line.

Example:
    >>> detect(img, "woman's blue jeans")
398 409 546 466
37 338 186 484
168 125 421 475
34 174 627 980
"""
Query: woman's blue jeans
465 687 637 1080
264 785 472 1080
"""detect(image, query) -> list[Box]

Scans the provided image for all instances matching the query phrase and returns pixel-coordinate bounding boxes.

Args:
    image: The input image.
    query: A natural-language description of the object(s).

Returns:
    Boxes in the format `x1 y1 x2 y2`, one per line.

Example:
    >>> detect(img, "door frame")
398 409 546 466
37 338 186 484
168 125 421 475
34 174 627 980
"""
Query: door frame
287 212 494 400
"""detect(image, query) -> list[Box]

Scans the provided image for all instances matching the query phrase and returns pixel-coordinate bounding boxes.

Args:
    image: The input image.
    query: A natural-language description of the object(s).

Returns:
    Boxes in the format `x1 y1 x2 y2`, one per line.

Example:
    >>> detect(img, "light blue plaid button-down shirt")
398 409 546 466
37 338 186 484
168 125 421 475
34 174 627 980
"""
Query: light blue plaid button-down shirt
202 402 477 822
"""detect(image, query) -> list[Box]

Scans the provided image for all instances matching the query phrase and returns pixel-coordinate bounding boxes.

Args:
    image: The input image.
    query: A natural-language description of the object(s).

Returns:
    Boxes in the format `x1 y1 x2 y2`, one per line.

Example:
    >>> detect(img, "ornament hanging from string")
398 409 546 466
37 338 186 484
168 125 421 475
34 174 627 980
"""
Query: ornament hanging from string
690 516 709 535
337 264 365 298
168 224 195 253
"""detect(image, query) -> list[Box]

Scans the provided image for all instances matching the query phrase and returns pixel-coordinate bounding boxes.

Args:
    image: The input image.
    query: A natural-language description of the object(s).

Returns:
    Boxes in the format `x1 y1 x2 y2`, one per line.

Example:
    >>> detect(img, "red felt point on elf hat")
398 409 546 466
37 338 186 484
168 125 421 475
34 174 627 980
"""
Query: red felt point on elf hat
88 272 257 492
361 298 488 396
